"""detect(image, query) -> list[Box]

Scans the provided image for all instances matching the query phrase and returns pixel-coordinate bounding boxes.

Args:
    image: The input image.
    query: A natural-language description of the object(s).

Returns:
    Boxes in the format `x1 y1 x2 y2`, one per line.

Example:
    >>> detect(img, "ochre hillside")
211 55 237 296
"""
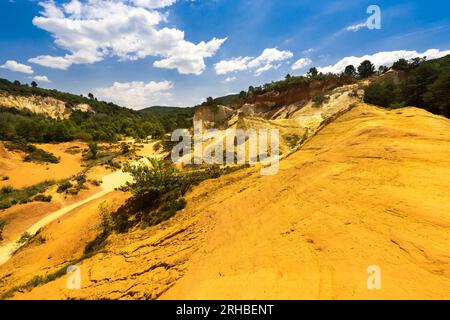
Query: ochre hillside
2 103 449 299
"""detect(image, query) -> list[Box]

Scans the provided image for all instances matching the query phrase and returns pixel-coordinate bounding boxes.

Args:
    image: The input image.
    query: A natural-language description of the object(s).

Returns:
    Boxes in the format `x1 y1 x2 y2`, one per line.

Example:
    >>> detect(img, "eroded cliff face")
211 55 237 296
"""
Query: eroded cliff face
0 93 92 119
193 105 235 128
194 77 356 127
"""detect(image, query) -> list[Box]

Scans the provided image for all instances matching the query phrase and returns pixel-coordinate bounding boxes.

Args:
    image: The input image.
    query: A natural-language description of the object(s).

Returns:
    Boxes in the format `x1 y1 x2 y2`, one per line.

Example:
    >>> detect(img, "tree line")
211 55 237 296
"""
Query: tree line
364 55 450 118
0 79 194 143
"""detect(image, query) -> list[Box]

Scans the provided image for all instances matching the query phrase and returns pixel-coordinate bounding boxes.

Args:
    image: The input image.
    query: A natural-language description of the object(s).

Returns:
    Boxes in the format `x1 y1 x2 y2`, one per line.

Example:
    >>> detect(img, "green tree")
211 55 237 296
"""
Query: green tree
423 70 450 117
392 58 410 71
88 141 98 159
123 158 180 198
378 65 388 74
31 81 38 88
357 60 375 78
307 67 318 78
364 79 402 108
344 65 357 77
120 143 131 154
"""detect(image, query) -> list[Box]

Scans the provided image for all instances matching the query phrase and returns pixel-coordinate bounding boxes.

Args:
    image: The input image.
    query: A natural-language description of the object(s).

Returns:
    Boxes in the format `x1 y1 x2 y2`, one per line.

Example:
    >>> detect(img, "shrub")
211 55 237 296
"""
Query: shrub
0 181 54 210
312 92 329 107
33 194 52 202
57 181 73 193
0 219 7 240
2 176 9 181
5 141 59 163
120 143 131 154
90 179 102 187
285 134 301 148
17 232 32 245
84 202 113 254
1 185 13 194
120 158 248 231
123 158 180 198
364 79 402 108
88 142 98 160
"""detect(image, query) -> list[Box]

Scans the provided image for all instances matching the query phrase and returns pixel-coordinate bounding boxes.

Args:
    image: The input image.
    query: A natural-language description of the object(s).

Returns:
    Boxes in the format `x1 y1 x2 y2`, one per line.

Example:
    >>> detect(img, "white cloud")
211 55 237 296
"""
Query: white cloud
223 76 237 83
317 49 450 74
95 80 174 109
132 0 177 9
346 22 367 32
28 0 225 75
291 57 312 70
33 75 51 83
214 48 293 76
0 60 34 74
29 55 78 70
247 48 293 69
214 57 253 75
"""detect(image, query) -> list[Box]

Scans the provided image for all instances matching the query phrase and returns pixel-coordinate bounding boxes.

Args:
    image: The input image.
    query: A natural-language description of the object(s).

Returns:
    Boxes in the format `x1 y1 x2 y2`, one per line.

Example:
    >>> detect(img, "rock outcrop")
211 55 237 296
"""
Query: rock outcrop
0 93 93 119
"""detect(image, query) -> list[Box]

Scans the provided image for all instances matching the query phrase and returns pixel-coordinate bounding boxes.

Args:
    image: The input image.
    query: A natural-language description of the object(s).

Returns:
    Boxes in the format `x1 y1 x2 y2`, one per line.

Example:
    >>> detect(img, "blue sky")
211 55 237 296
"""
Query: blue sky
0 0 449 109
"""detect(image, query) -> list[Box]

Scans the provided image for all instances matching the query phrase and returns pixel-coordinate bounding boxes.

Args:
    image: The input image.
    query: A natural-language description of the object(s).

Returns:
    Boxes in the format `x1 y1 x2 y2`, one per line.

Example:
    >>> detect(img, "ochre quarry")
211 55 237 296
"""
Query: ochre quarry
2 103 449 300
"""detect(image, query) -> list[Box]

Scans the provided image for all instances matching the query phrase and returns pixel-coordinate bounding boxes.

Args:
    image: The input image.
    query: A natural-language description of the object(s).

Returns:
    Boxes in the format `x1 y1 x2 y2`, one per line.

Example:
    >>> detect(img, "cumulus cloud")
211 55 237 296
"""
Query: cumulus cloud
317 49 450 74
223 76 237 83
0 60 34 74
132 0 177 9
33 75 51 83
214 57 253 75
291 57 312 70
214 48 293 76
95 80 174 109
28 0 225 75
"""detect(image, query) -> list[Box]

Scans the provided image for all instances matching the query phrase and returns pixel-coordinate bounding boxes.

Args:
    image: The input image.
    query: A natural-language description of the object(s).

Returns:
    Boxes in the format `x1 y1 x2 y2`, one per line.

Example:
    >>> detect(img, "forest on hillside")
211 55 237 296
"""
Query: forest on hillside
0 79 194 142
364 55 450 118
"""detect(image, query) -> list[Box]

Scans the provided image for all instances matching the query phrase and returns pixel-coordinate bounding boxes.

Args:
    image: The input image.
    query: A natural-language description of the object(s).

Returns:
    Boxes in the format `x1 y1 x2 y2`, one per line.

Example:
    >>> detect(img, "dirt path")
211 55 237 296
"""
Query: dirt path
0 168 132 266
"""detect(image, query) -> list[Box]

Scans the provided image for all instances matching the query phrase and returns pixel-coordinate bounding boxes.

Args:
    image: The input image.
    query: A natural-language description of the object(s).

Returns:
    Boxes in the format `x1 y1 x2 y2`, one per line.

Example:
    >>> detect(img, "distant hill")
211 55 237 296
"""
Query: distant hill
213 94 239 105
0 78 194 143
0 78 135 118
139 106 194 114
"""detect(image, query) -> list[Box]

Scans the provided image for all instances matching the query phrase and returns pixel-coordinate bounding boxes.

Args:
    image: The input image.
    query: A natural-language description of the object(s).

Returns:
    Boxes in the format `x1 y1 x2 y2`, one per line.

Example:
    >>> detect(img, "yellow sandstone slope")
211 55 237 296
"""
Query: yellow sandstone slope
4 103 450 300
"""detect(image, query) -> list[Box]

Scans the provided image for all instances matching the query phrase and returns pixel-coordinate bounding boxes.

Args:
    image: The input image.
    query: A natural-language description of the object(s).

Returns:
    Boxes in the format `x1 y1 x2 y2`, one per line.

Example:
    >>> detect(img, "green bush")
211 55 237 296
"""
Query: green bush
312 92 329 107
88 142 98 160
364 79 402 108
57 181 73 193
0 219 7 240
84 202 113 254
285 134 301 148
1 185 13 194
17 231 32 245
33 194 52 202
0 181 54 209
5 141 59 164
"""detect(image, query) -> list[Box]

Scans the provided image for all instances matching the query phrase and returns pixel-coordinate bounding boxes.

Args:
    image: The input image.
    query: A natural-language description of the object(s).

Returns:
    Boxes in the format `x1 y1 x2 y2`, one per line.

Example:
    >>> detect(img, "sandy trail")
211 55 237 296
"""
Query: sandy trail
0 169 131 266
0 142 165 266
